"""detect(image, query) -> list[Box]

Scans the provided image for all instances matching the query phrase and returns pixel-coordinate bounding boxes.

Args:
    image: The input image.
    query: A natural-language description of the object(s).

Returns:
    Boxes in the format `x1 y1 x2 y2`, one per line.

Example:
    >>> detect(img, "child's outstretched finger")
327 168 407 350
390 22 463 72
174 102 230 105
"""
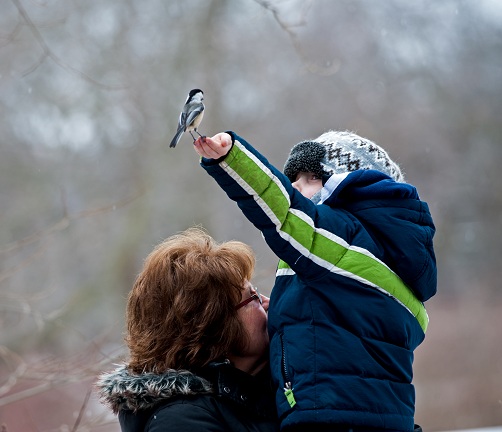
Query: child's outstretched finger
194 132 232 159
194 136 217 159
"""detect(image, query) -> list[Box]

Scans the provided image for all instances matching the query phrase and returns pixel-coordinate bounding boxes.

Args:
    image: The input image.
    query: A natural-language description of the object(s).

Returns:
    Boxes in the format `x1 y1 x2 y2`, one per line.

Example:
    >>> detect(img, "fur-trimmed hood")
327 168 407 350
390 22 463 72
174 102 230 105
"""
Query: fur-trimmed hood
97 364 213 414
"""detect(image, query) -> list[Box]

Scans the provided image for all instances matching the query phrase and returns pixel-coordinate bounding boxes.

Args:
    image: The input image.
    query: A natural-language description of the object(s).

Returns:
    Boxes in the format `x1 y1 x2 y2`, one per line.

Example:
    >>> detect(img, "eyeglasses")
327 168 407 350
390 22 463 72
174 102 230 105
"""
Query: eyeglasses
235 286 263 310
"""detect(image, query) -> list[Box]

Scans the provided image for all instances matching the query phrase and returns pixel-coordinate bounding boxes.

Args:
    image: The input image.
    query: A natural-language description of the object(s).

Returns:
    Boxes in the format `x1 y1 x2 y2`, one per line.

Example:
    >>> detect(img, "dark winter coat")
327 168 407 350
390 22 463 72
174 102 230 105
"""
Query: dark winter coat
200 133 437 431
97 360 279 432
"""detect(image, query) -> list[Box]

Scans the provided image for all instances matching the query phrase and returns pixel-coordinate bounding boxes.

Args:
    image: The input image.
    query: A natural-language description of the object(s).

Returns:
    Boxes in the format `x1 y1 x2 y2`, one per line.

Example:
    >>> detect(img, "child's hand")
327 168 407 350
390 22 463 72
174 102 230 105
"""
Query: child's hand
193 133 232 159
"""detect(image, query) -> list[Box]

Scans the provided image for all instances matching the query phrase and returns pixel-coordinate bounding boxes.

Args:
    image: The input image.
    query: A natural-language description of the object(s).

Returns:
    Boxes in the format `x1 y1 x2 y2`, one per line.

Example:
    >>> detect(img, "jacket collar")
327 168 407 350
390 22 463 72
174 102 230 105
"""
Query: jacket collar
96 364 212 414
97 360 276 419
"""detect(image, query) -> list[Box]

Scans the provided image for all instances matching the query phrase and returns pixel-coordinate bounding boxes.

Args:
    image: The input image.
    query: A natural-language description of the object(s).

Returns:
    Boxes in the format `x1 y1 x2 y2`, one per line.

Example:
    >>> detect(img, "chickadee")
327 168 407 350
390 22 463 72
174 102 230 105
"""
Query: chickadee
169 89 205 148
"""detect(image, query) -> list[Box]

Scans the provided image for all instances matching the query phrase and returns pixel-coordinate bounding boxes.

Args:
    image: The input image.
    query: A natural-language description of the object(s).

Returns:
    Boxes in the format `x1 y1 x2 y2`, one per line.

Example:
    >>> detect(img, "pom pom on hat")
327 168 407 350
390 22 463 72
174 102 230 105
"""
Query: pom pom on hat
283 131 404 183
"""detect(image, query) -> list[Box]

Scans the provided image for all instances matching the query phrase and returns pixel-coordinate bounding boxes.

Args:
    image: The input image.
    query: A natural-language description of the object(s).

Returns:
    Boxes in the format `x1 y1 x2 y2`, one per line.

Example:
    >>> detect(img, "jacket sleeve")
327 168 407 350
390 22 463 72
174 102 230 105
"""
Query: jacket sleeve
200 132 354 281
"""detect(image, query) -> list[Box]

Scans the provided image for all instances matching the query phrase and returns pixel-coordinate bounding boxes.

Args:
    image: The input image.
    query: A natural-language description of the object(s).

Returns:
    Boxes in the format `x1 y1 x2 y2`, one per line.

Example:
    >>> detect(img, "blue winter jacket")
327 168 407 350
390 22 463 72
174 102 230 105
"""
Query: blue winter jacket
200 132 437 431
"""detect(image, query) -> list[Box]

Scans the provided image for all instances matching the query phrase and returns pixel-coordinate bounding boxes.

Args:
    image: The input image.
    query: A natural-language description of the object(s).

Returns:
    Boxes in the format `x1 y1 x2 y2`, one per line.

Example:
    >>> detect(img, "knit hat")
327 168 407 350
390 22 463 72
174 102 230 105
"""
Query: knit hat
283 131 404 183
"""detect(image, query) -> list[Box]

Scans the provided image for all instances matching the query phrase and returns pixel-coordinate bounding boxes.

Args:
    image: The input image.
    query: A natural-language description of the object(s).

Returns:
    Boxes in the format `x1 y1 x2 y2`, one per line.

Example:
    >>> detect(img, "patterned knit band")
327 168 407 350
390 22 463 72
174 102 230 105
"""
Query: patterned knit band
283 131 404 183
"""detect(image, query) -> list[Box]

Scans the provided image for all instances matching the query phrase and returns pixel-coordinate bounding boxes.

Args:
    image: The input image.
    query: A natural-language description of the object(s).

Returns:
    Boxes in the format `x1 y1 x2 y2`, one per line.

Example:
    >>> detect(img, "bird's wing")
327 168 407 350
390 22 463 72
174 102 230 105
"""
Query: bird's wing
184 104 204 129
178 111 187 130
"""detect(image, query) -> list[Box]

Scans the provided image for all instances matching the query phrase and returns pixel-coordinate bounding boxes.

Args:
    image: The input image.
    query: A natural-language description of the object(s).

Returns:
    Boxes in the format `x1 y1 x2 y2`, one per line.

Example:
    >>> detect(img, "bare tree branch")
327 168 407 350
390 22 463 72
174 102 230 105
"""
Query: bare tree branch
0 20 23 48
71 388 91 432
0 244 46 285
0 346 27 397
10 0 128 90
0 188 145 256
0 342 125 407
253 0 340 75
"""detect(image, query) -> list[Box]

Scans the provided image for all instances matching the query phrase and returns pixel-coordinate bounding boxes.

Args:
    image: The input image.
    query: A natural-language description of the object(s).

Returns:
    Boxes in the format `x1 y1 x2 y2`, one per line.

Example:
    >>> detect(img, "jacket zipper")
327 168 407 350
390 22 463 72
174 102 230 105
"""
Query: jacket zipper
280 333 296 408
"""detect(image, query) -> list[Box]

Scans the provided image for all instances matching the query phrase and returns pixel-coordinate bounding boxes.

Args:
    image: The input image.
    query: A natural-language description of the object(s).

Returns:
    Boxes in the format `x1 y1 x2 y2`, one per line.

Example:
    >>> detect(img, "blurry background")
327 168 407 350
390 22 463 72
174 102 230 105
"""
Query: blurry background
1 0 501 430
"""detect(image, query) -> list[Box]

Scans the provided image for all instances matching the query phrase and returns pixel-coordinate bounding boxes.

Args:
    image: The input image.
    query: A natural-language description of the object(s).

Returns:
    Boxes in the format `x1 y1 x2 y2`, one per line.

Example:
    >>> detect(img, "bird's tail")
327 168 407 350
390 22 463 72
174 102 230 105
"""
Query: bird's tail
169 128 184 148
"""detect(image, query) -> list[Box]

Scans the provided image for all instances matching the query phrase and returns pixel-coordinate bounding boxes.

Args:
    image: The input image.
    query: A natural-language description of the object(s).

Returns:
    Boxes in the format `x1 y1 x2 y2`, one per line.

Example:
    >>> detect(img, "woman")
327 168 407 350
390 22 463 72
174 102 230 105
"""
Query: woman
97 227 278 431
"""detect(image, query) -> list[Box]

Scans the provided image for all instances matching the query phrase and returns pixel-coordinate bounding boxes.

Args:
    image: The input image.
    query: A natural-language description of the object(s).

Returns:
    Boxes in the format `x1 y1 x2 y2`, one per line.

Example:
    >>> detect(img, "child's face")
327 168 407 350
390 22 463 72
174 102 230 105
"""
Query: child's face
291 172 323 199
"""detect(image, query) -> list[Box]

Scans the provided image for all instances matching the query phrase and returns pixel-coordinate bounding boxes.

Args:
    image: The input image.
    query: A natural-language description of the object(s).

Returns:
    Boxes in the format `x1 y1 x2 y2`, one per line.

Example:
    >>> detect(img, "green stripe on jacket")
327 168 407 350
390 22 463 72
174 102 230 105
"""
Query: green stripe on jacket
222 141 428 333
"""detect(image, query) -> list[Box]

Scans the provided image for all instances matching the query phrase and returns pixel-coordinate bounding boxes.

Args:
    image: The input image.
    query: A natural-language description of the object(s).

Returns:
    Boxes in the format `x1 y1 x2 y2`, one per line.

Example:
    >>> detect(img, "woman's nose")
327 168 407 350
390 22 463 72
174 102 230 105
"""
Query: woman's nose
260 294 270 312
